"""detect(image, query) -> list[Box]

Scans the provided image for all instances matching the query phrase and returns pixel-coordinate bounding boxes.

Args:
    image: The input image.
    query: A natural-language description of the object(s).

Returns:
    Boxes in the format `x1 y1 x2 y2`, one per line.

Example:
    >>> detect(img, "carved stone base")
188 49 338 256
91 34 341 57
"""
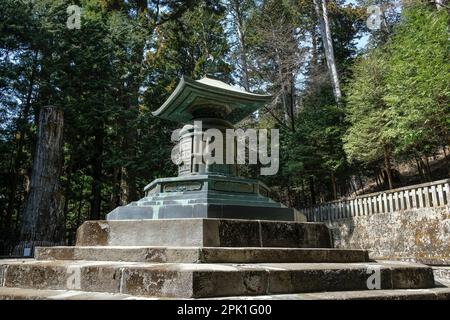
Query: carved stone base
106 174 298 221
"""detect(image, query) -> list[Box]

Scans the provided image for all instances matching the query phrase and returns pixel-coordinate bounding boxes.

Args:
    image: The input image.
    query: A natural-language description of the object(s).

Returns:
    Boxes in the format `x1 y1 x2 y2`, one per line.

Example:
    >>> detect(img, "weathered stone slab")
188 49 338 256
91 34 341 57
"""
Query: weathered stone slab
75 219 333 248
390 265 435 289
208 287 450 300
121 268 193 297
35 246 199 263
0 259 435 298
1 286 450 300
0 287 154 300
2 261 72 290
35 246 369 263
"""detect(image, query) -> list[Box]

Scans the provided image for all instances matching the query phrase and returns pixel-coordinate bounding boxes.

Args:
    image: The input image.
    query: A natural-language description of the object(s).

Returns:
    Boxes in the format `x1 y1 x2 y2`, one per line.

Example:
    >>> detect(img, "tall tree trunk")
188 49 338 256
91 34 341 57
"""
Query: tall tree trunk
280 70 296 132
301 179 307 207
357 173 364 194
288 72 296 132
120 119 138 203
110 166 122 210
425 156 432 181
443 145 450 177
90 128 104 220
419 157 431 181
4 50 38 239
124 0 157 202
311 26 318 68
375 173 380 190
75 176 86 230
309 176 316 206
231 0 250 91
313 0 342 104
331 171 337 200
286 184 292 207
119 1 147 204
269 22 296 132
383 144 394 189
415 156 424 181
20 106 65 244
125 131 138 202
350 177 357 196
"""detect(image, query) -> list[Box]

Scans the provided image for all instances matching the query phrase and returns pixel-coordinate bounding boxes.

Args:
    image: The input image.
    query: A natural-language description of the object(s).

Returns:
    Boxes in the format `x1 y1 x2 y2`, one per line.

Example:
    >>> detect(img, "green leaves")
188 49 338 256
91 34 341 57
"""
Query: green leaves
344 3 449 167
385 4 449 156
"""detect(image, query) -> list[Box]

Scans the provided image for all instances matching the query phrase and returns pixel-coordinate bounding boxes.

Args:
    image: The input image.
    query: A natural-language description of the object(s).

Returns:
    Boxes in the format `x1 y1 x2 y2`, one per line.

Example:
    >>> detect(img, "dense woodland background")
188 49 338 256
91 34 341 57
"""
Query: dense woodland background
0 0 448 253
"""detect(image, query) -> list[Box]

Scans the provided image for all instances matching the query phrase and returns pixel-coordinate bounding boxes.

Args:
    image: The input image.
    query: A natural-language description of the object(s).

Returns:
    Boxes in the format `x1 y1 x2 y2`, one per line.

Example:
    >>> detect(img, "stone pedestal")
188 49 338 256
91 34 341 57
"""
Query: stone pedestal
76 219 331 247
0 218 444 299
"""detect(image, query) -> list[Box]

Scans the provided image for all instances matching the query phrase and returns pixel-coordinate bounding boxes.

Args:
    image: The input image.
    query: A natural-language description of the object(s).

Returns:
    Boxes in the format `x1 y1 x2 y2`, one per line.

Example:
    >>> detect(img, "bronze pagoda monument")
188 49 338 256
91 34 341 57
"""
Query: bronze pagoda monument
107 76 295 221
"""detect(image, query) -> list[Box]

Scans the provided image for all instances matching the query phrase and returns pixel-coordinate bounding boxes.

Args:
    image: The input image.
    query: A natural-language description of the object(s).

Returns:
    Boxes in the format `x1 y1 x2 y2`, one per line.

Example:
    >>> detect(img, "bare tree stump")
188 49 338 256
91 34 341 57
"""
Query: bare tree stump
19 106 65 248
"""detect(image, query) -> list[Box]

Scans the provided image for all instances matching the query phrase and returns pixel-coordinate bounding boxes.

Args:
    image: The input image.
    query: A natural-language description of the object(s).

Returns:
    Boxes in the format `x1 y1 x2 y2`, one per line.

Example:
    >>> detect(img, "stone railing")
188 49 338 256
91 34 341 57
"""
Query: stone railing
302 179 450 222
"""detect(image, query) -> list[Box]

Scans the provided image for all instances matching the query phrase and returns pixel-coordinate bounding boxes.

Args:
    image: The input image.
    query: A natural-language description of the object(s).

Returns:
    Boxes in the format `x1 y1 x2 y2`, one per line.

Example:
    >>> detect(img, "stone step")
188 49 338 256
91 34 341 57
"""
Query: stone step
0 259 434 298
1 286 449 300
209 287 450 300
76 219 332 248
0 287 153 300
35 247 370 263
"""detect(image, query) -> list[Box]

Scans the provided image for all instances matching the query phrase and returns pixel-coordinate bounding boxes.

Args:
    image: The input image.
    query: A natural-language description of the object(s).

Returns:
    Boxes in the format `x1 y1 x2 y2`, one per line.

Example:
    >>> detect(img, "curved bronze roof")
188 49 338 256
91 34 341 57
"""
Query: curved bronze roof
152 76 272 124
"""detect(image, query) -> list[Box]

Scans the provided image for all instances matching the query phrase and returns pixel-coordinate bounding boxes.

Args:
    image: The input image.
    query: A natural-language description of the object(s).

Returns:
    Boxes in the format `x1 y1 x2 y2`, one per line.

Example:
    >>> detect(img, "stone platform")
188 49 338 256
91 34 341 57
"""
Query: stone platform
0 259 437 298
75 219 331 247
34 247 369 263
0 218 448 300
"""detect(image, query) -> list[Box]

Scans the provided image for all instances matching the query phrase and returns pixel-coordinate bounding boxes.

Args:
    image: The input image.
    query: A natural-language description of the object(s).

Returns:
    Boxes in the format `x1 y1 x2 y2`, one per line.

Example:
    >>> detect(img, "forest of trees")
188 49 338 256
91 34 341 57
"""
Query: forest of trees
0 0 448 252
